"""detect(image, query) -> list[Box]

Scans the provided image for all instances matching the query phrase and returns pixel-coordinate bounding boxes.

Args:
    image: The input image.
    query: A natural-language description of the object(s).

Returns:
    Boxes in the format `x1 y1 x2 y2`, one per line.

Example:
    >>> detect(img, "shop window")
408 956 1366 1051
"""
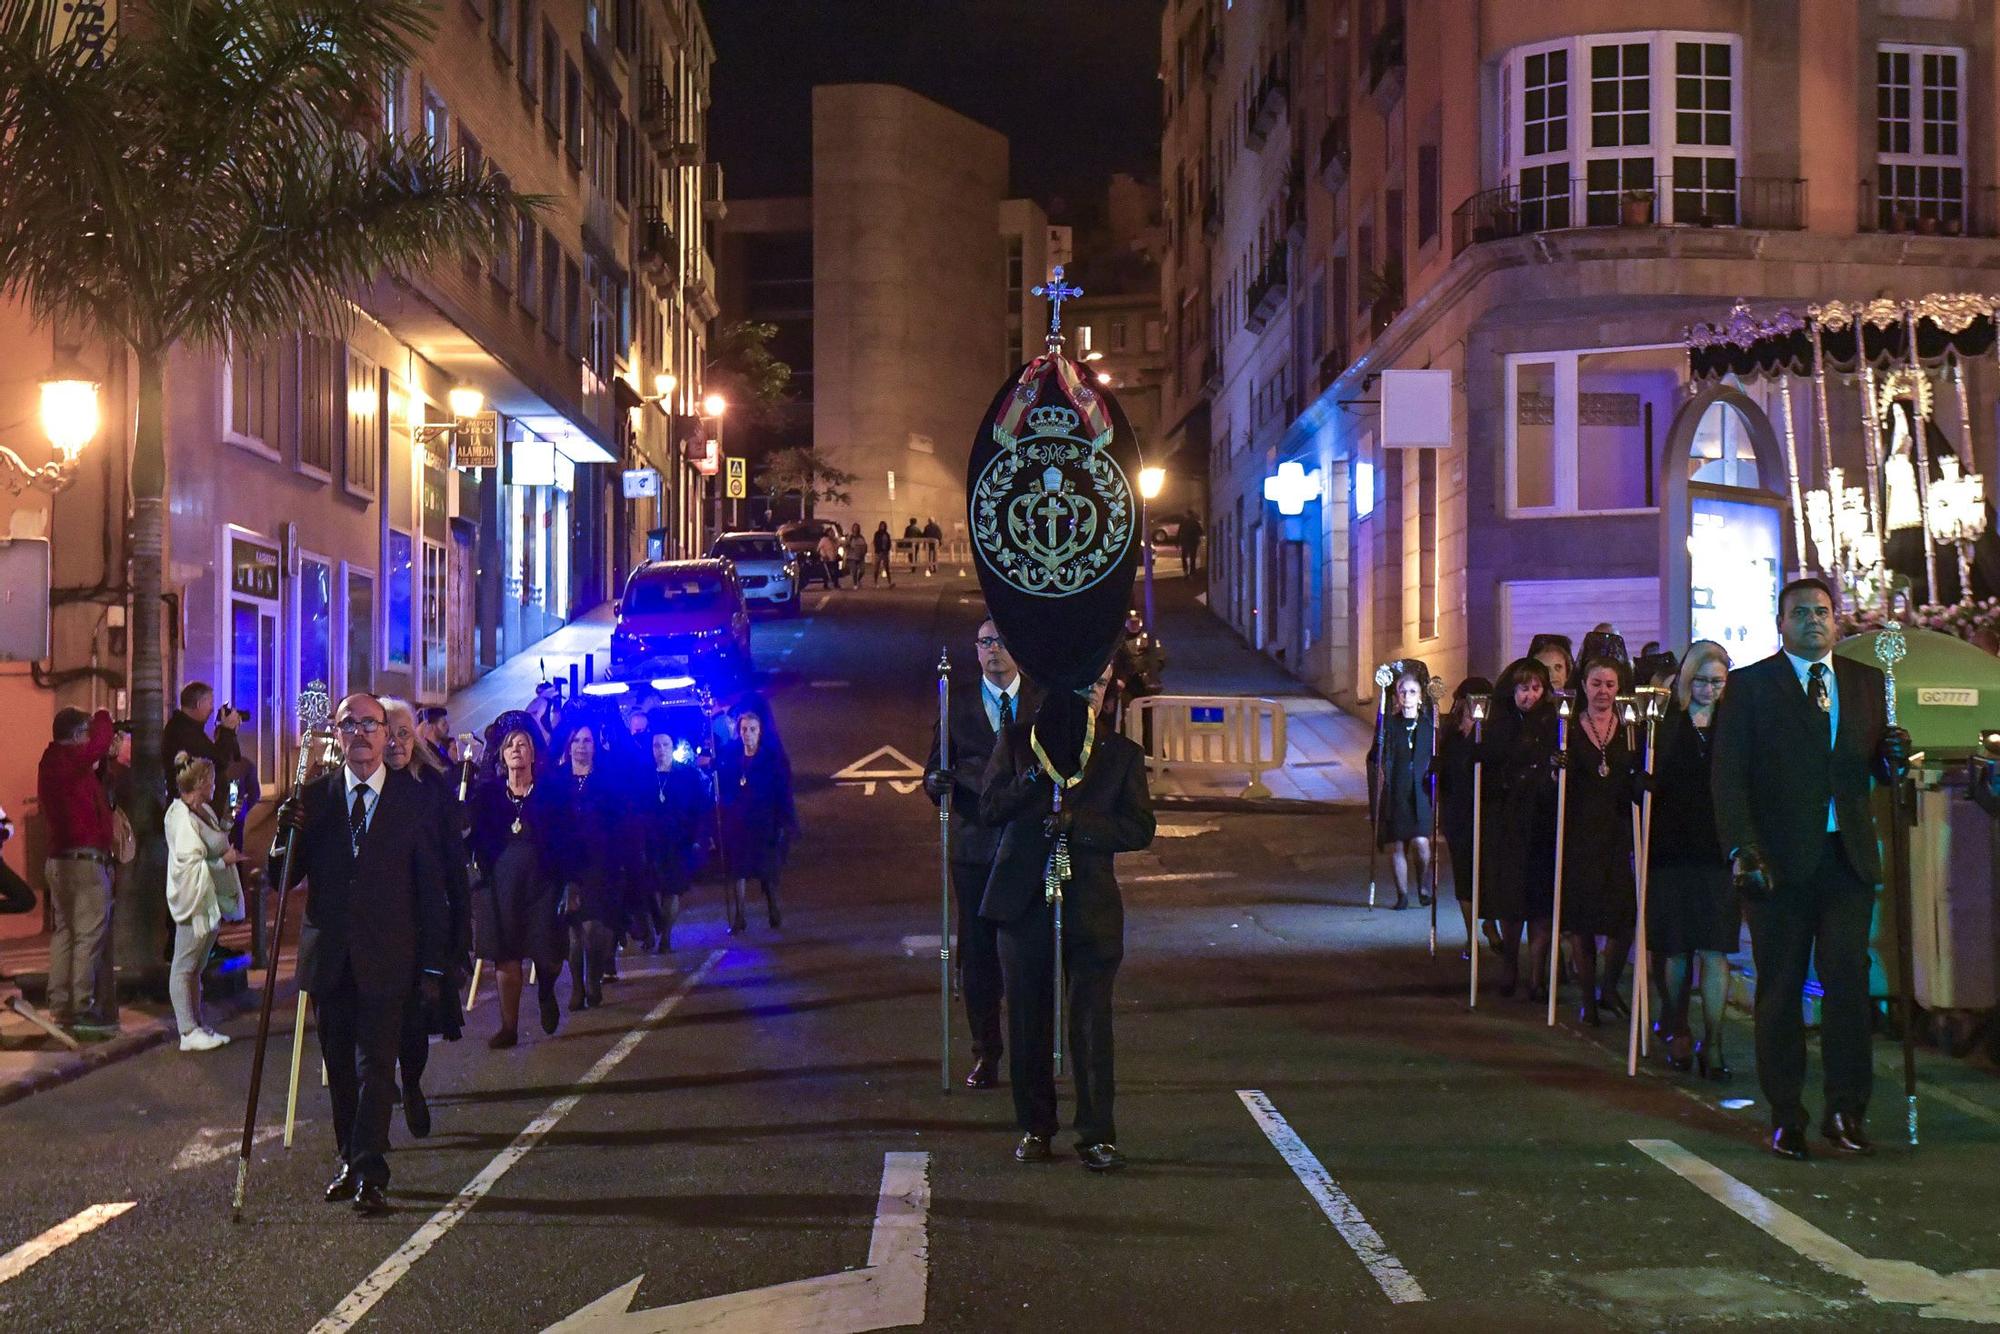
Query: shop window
1507 345 1680 515
297 554 334 697
422 540 448 700
343 353 381 500
344 565 375 694
386 530 414 674
1876 43 1964 228
225 335 285 458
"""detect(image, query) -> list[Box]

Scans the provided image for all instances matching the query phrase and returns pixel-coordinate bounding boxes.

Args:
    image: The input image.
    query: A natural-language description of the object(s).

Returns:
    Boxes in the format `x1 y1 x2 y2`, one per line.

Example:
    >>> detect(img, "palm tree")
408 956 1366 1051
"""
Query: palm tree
0 0 535 968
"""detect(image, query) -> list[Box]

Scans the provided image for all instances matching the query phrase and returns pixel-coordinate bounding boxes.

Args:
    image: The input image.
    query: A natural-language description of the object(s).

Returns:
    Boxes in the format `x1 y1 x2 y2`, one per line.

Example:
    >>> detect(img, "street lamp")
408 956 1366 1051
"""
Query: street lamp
1137 465 1165 629
696 392 728 549
412 385 493 464
3 357 101 494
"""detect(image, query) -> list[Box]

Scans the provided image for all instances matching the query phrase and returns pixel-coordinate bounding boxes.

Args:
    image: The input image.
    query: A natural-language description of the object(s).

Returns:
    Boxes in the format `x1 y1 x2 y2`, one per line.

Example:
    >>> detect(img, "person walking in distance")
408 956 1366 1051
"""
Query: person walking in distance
274 693 449 1216
164 758 246 1051
37 707 120 1037
922 517 943 575
1712 578 1909 1161
980 664 1155 1172
846 524 869 591
873 522 896 588
1176 510 1203 577
902 517 922 573
926 617 1036 1089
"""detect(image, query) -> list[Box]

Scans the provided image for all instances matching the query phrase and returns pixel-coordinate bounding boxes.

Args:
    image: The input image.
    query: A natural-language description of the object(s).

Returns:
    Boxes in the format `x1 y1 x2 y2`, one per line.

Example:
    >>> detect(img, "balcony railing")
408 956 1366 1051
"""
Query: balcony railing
1318 115 1350 190
638 65 673 145
1367 16 1406 99
1245 242 1290 332
701 162 727 222
1856 181 2000 237
639 209 675 277
1451 173 1807 255
1246 58 1286 149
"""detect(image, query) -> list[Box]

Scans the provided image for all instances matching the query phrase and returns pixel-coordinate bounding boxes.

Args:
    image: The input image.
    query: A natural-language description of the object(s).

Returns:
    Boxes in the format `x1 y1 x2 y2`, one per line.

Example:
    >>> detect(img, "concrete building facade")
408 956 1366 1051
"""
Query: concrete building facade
1164 0 2000 708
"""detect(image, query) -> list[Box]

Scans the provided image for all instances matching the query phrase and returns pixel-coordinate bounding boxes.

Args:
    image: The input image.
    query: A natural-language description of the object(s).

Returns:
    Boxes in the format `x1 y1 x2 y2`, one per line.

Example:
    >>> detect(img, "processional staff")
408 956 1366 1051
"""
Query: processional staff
1366 662 1394 909
1425 677 1447 958
1546 697 1573 1028
1875 623 1920 1146
936 648 953 1095
1466 694 1490 1008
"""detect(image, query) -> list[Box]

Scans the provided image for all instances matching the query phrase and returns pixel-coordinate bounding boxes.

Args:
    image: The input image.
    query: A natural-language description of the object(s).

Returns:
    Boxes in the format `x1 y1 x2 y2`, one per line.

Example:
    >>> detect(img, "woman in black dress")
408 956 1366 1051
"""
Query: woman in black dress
1560 657 1639 1027
1436 676 1493 956
1647 641 1737 1077
1367 672 1434 911
717 705 796 933
547 718 630 1010
642 725 712 952
1478 658 1559 998
468 715 563 1046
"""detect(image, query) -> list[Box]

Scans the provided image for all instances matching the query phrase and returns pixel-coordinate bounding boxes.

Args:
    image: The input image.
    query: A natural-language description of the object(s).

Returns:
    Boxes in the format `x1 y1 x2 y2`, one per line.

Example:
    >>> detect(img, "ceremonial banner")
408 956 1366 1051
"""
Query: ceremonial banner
968 348 1142 693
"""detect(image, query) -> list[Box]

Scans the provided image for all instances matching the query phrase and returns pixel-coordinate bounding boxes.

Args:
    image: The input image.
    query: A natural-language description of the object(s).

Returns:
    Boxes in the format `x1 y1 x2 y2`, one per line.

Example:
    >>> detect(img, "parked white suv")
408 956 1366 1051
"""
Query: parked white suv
709 531 801 615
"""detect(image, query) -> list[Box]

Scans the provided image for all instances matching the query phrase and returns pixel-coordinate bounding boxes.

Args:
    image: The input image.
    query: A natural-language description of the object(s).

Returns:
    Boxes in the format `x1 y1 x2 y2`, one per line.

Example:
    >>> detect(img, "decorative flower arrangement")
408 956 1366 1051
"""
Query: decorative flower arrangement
1839 597 2000 653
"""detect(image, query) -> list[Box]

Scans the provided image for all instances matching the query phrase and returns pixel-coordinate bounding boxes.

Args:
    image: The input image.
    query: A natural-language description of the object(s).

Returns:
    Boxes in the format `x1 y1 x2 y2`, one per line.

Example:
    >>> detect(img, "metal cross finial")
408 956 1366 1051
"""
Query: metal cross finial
1032 265 1084 343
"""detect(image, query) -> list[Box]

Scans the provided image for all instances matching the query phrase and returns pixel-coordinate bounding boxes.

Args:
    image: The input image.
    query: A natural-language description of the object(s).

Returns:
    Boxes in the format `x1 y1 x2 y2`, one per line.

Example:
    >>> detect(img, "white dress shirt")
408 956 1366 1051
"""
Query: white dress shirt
982 675 1022 733
343 762 387 835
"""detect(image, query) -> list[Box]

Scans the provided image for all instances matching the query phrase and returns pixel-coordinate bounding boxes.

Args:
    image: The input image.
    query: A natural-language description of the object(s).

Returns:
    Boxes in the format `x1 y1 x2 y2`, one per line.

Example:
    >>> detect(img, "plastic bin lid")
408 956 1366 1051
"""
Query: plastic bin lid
1834 626 2000 759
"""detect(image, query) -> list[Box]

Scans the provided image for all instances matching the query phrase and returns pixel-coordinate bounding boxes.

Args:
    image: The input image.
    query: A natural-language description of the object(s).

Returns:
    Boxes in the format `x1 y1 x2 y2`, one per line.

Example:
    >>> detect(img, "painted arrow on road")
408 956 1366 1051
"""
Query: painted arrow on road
544 1151 929 1333
831 746 926 797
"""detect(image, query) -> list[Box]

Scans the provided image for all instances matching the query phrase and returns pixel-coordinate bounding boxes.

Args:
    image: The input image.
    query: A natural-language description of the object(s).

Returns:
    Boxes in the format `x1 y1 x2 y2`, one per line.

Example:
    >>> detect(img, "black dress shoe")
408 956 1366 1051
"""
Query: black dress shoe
1077 1142 1125 1173
403 1083 431 1139
352 1182 390 1216
964 1057 999 1089
539 989 561 1035
324 1166 360 1203
1013 1133 1054 1163
1577 1001 1602 1027
1823 1112 1874 1156
488 1027 518 1050
1771 1125 1810 1161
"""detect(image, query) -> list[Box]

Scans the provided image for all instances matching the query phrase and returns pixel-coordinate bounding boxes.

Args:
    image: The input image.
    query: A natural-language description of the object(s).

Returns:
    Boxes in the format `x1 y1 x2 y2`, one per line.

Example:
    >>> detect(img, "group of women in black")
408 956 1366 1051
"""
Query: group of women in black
1395 631 1742 1078
420 693 796 1050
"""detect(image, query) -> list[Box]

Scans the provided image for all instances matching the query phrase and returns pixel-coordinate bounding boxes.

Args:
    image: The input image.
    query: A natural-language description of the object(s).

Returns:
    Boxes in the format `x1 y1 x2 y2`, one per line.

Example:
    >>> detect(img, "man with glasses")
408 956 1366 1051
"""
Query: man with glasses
925 617 1035 1088
275 693 449 1215
1713 578 1909 1162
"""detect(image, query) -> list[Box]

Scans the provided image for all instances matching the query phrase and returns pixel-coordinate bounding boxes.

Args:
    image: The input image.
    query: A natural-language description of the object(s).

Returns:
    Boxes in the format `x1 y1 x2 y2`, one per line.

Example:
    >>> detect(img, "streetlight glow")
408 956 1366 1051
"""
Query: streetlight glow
702 392 728 418
39 375 99 459
1139 466 1166 500
447 385 485 419
654 372 677 400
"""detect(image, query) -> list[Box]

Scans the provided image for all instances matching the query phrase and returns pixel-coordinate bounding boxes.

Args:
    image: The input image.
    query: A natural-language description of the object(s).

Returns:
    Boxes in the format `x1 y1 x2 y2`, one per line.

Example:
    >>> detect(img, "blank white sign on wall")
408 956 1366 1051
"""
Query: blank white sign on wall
1380 369 1453 449
0 539 50 662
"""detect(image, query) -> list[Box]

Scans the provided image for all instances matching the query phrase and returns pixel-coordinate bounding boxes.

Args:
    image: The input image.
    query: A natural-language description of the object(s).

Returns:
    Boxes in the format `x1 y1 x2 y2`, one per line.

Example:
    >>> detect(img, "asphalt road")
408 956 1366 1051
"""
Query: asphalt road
2 580 1999 1332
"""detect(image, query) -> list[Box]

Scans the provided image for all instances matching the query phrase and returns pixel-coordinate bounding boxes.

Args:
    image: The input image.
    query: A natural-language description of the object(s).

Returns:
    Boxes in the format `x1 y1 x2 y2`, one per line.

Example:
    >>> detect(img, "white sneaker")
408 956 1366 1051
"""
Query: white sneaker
179 1029 225 1052
202 1028 232 1047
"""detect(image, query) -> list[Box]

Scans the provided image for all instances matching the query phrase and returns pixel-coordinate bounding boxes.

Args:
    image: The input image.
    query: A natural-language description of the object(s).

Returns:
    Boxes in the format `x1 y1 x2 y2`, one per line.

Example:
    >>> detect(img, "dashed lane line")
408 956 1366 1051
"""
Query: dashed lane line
0 1203 136 1286
309 951 722 1334
1236 1090 1427 1305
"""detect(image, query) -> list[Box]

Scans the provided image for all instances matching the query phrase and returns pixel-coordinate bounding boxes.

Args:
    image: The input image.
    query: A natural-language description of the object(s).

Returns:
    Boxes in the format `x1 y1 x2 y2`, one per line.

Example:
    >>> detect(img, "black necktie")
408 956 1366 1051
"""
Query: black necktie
1808 663 1830 738
999 692 1015 730
349 785 369 856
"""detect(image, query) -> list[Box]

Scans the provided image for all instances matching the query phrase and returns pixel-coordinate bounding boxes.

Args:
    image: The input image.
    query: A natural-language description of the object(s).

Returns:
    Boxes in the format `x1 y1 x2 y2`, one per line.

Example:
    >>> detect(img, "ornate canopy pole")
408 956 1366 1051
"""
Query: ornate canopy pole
1902 304 1942 603
1776 375 1814 582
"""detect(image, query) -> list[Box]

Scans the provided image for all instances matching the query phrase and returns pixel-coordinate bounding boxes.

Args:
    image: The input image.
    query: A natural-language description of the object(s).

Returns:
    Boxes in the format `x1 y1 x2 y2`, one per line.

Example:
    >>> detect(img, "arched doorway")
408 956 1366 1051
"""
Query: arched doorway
1657 384 1793 659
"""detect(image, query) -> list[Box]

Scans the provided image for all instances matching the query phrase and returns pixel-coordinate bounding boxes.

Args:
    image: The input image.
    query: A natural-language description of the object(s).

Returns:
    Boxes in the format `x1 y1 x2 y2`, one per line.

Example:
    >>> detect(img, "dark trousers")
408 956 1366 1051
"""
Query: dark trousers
398 994 430 1094
951 859 1004 1059
1745 836 1874 1130
317 962 408 1186
996 899 1119 1144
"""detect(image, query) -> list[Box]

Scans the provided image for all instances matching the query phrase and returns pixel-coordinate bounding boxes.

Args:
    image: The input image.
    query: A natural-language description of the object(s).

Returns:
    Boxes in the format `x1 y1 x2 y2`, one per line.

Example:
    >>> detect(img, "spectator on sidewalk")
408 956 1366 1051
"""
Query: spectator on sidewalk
815 527 845 589
162 682 243 801
903 517 922 571
38 707 119 1036
922 517 943 575
845 524 869 590
873 522 895 588
164 758 244 1052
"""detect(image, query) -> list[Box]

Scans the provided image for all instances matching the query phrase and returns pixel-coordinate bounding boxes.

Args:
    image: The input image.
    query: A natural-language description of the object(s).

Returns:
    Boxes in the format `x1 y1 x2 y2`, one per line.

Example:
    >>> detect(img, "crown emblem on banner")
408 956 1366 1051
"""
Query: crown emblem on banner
1026 404 1081 437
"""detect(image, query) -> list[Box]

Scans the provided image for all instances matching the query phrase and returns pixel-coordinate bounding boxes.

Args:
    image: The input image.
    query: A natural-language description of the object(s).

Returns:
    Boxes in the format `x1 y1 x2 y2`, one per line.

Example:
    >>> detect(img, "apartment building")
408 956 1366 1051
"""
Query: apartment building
1165 0 2000 704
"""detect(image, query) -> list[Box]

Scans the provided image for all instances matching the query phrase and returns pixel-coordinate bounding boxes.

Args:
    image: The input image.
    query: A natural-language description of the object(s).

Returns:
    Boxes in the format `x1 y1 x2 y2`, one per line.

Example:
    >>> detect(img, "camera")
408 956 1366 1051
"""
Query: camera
223 703 249 723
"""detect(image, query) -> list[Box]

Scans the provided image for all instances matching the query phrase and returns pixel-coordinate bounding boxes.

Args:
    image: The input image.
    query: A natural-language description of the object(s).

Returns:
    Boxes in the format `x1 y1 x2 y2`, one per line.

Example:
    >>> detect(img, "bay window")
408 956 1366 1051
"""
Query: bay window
1505 345 1683 516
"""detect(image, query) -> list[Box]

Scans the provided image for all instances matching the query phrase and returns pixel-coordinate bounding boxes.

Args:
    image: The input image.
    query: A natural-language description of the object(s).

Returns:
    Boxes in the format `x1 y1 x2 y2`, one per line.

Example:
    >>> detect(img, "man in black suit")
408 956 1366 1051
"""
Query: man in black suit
1713 577 1909 1162
925 616 1034 1088
980 664 1155 1172
277 693 448 1215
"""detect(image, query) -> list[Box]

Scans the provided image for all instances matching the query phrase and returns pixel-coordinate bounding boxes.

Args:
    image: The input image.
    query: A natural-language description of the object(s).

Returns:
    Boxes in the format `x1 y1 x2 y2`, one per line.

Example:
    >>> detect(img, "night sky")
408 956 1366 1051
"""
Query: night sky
705 0 1162 221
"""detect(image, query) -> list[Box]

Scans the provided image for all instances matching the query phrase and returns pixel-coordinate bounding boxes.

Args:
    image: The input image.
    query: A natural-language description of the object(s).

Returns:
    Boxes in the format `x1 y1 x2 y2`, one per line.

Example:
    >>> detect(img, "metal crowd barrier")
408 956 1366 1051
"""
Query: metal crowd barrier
1123 695 1289 799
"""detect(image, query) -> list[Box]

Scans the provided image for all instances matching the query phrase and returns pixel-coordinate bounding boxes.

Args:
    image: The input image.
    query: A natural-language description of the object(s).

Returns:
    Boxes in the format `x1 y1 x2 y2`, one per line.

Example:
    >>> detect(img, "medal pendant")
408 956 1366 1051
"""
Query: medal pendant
1598 761 1610 778
1817 694 1831 712
511 818 523 834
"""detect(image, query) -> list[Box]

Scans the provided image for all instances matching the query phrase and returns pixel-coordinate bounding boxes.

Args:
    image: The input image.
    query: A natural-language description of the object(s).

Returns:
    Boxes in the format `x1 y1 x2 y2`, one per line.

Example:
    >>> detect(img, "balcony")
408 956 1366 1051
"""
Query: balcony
638 210 675 280
701 161 727 223
1244 242 1290 332
1857 181 2000 237
1367 16 1405 114
1203 188 1222 240
685 245 719 320
1318 115 1350 191
1451 173 1807 255
1246 59 1286 150
639 66 674 147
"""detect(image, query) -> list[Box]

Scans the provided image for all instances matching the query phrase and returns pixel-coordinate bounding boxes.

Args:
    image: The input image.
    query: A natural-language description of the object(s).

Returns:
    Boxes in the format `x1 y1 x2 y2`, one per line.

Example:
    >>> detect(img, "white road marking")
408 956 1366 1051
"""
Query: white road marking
0 1203 136 1285
832 746 926 797
171 1125 283 1171
1237 1090 1427 1305
812 593 832 612
809 680 851 689
1129 871 1237 884
545 1152 929 1332
1634 1137 2000 1323
310 951 723 1334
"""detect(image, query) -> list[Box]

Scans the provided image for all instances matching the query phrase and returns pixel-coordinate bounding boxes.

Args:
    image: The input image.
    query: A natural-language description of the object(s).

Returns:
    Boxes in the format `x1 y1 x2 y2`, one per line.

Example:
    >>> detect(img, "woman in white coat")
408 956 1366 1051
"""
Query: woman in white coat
164 757 245 1051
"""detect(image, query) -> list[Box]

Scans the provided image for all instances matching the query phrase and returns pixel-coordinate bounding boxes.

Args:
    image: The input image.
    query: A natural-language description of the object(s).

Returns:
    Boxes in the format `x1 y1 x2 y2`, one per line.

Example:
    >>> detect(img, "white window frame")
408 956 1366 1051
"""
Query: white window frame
1504 343 1676 518
1500 31 1741 227
1875 42 1965 226
221 334 286 463
293 548 338 704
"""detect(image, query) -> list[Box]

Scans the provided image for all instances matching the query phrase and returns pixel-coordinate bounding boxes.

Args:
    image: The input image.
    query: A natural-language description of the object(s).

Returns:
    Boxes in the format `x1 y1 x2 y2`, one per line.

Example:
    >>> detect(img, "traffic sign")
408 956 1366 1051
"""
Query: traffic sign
725 455 747 499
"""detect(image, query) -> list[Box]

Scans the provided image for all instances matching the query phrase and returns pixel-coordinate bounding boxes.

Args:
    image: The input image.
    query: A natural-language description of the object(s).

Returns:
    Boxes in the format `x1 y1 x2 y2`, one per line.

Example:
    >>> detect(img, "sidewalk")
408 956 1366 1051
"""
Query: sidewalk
448 604 616 739
1141 566 1373 806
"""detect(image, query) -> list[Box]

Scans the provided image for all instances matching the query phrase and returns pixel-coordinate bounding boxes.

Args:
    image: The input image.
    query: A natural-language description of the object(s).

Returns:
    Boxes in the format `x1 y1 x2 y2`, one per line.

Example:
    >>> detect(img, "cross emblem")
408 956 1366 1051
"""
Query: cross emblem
1032 265 1084 342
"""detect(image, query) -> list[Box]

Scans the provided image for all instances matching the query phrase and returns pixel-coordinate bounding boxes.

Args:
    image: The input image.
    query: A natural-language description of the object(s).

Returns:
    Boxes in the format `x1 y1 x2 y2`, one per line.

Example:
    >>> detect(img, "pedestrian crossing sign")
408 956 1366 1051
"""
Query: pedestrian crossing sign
725 456 747 499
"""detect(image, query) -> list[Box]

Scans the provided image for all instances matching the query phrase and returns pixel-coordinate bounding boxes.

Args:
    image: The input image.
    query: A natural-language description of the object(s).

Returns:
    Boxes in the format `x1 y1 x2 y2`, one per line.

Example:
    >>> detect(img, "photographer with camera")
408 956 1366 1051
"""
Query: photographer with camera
162 682 243 805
